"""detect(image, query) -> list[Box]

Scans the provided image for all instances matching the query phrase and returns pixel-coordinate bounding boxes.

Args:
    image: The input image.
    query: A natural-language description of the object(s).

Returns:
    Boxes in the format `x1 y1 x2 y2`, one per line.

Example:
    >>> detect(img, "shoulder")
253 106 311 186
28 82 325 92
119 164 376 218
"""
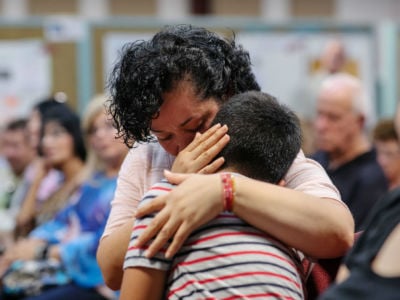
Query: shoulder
285 150 341 201
124 142 174 170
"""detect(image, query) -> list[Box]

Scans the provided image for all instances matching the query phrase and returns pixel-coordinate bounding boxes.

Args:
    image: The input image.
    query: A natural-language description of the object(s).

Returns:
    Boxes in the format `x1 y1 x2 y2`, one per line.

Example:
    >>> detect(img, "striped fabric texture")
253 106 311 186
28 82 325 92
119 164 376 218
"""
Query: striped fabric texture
124 180 305 299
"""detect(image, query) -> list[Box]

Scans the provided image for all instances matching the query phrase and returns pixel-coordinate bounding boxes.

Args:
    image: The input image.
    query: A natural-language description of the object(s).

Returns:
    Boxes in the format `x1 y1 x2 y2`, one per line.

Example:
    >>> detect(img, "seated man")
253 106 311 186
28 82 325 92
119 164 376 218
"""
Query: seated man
0 119 35 243
312 73 387 231
120 91 305 299
318 105 400 300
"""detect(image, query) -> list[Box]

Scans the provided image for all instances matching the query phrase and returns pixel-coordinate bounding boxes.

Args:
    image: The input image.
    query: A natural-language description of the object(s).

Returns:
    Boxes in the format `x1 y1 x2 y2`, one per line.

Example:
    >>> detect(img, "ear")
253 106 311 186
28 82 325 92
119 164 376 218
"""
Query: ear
277 179 286 187
357 114 365 128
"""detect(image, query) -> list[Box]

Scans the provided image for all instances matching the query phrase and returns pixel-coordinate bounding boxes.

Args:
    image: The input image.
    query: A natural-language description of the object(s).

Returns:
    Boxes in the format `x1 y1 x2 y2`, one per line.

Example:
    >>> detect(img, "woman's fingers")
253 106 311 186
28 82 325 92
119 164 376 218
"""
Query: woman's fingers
171 124 229 174
163 170 189 185
165 222 192 258
136 173 223 259
145 217 180 258
134 209 168 249
190 125 229 157
199 157 225 174
135 194 167 218
184 124 224 152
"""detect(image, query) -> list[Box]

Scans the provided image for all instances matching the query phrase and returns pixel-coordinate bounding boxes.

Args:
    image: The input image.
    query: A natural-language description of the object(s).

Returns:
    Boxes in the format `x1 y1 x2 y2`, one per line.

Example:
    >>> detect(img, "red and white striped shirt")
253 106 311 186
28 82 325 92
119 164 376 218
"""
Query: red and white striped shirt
124 180 305 299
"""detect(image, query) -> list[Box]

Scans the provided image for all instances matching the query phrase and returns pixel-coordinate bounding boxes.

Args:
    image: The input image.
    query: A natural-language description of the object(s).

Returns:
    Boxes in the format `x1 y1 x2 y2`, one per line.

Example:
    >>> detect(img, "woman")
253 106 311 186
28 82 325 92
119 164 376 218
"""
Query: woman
0 95 128 299
16 101 86 233
14 98 64 237
373 119 400 190
97 24 354 290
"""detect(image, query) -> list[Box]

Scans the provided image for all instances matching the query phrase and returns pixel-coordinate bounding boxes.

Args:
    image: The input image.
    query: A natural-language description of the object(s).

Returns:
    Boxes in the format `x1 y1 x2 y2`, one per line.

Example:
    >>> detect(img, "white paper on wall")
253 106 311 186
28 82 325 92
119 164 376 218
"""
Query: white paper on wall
0 39 51 126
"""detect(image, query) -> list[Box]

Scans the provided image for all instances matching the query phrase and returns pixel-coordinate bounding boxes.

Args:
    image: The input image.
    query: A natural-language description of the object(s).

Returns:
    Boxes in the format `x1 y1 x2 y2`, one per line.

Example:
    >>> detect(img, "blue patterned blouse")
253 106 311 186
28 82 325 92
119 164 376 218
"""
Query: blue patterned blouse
29 172 117 289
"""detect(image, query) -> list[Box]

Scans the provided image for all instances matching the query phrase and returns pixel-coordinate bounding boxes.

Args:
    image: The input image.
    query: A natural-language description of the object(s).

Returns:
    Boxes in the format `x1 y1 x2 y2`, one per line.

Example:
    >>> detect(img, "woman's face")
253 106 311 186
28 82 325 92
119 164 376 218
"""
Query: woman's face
375 139 400 186
41 121 75 168
88 110 127 163
150 80 220 156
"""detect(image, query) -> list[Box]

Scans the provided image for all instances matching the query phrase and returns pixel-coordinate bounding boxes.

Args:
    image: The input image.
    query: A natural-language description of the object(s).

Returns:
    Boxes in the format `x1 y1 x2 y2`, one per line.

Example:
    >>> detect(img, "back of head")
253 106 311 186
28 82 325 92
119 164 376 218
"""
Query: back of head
212 91 302 183
108 24 260 146
40 103 86 162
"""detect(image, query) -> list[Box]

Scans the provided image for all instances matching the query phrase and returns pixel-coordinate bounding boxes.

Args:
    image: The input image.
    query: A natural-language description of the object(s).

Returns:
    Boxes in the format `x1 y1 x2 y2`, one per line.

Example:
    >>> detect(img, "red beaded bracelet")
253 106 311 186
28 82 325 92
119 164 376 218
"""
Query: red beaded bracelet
220 173 235 212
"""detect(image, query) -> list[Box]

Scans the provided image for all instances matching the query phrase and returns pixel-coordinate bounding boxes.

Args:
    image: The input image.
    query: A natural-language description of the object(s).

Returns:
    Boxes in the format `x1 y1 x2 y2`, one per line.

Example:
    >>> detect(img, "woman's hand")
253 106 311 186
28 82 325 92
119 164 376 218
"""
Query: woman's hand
171 124 229 174
134 171 224 258
15 158 50 235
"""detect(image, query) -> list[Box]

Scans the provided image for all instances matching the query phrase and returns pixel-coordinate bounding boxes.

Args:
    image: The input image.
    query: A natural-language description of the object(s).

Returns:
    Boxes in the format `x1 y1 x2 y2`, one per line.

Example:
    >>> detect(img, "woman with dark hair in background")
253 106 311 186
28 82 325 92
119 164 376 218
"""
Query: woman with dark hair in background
0 95 128 300
15 101 86 236
14 98 65 237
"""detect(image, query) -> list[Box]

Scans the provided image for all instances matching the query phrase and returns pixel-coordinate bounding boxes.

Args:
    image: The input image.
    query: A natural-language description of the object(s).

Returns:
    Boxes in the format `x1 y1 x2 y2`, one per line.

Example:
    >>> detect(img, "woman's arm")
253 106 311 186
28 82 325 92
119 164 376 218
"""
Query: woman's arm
97 149 144 290
120 267 165 300
231 175 354 258
97 218 134 290
135 169 354 260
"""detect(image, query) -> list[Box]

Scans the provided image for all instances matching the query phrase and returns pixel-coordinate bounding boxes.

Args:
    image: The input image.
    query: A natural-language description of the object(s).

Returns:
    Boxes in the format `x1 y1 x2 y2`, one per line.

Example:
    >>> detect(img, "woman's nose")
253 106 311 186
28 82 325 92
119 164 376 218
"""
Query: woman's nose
176 134 196 154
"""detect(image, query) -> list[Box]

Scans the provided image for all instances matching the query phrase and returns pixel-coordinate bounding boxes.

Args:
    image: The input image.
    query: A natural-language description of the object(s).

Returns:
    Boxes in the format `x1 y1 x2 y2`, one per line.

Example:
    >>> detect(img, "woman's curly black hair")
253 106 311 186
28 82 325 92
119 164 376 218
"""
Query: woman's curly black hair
108 24 260 147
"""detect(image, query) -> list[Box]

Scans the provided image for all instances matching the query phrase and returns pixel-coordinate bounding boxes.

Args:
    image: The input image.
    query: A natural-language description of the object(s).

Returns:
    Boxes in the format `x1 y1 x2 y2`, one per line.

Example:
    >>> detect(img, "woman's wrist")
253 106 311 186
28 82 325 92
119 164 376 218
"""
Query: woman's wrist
220 173 235 212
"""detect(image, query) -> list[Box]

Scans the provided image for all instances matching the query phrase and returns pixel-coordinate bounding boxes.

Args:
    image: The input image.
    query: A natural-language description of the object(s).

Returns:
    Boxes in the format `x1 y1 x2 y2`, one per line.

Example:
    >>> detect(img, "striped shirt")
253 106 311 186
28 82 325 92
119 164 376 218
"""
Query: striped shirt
124 180 305 300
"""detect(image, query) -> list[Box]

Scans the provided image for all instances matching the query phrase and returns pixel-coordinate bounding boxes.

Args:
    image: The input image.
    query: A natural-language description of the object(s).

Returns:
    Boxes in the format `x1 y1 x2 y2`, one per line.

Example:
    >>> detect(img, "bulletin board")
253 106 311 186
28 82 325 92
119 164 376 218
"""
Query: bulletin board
91 25 160 94
0 24 79 125
236 28 376 122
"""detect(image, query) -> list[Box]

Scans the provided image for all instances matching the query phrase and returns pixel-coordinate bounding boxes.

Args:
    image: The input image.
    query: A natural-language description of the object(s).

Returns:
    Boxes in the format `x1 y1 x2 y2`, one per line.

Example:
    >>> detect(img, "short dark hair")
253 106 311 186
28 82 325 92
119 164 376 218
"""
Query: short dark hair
108 24 260 147
373 119 398 142
5 118 28 131
40 103 87 162
212 91 302 183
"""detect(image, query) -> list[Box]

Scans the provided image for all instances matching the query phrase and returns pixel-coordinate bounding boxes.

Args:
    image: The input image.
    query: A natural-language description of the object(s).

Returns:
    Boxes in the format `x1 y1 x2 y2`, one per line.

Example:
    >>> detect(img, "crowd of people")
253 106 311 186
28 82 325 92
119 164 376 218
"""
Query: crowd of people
0 23 399 299
0 95 128 299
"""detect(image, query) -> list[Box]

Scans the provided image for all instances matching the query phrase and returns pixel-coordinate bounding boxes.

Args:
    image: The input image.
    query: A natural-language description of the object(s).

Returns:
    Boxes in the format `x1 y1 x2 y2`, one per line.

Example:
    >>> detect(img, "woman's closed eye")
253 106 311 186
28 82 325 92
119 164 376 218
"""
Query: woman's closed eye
186 122 205 134
157 134 173 142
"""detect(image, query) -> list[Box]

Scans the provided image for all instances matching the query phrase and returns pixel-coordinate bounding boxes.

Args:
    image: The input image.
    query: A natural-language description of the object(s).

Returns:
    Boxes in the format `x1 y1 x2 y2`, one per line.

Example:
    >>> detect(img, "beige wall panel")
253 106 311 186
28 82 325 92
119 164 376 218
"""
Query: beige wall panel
212 0 261 16
28 0 78 15
50 43 78 109
291 0 335 17
109 0 157 15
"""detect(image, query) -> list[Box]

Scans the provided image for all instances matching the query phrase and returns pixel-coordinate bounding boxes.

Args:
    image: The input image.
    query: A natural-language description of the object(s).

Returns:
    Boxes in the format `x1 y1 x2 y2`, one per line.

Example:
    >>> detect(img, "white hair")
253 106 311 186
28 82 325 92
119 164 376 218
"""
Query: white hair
320 72 375 128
